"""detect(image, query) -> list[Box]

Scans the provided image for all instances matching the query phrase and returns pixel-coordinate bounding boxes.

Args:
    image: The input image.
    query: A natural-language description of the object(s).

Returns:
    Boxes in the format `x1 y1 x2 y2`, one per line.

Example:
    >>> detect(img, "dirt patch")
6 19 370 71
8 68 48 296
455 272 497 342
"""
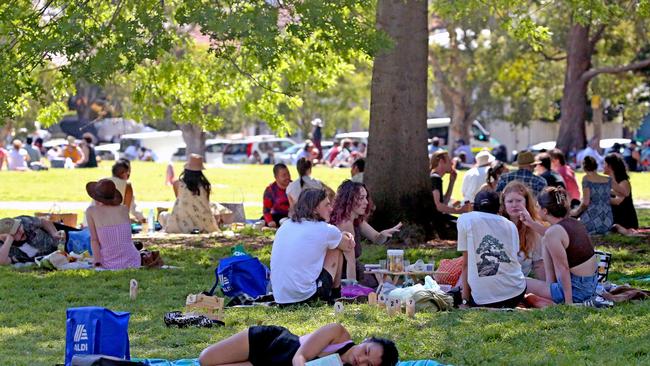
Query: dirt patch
134 232 273 250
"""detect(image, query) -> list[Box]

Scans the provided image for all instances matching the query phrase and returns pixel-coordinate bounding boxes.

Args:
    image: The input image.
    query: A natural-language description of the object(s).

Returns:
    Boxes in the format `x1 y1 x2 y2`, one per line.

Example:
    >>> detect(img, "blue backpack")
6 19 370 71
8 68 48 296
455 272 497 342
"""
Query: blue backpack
207 254 269 299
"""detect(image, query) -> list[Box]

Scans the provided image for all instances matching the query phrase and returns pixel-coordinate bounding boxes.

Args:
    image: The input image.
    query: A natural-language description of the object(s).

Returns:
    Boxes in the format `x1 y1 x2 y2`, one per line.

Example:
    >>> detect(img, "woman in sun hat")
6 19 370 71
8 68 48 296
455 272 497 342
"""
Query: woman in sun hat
85 179 141 269
160 154 219 234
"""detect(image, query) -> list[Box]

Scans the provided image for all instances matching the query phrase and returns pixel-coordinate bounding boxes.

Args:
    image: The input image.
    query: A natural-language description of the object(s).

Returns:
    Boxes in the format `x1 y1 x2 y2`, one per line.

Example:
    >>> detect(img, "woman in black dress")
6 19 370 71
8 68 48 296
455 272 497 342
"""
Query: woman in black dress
604 153 638 232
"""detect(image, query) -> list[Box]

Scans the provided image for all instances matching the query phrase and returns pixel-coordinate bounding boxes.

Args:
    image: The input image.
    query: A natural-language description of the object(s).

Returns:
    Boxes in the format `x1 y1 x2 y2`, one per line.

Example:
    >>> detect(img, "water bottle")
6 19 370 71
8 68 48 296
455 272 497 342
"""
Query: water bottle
147 209 155 234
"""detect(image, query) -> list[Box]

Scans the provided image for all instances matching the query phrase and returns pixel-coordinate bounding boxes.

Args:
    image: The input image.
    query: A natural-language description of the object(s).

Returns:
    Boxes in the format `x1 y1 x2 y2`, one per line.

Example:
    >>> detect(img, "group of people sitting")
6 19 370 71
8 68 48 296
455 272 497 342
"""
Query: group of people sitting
432 147 639 239
0 134 98 171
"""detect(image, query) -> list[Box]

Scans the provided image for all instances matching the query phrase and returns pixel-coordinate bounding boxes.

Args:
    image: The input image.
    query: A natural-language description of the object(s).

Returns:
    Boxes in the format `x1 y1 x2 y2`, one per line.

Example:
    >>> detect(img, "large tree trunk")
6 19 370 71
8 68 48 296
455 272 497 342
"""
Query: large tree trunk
366 0 433 240
448 94 473 146
180 123 206 158
556 23 591 153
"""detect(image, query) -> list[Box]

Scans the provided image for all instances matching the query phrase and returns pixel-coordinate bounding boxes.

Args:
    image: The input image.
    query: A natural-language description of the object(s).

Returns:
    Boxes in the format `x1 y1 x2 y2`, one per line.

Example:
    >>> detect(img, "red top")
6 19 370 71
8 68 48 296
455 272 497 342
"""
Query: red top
555 165 580 200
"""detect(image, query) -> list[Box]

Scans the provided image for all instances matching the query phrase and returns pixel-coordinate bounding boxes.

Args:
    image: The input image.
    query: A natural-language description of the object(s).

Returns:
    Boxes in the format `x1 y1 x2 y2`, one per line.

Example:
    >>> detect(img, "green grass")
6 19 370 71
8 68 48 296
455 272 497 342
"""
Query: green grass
1 233 650 365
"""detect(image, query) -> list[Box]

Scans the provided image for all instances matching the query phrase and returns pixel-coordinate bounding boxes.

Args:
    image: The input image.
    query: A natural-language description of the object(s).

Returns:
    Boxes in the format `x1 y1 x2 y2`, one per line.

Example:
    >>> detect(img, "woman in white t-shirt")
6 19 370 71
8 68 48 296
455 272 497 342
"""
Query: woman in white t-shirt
7 140 29 171
286 158 324 210
499 181 546 280
458 190 527 308
270 188 355 306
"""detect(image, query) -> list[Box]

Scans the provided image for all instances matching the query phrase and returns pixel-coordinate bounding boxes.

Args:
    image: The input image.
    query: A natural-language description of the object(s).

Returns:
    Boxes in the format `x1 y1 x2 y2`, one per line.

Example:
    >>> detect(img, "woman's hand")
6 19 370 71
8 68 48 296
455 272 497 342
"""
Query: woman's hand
380 222 402 238
518 205 535 227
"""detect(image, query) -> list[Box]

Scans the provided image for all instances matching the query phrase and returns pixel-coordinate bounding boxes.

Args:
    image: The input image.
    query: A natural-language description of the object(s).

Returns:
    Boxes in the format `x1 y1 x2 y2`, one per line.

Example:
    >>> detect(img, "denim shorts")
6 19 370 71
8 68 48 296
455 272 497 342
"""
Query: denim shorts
550 273 598 304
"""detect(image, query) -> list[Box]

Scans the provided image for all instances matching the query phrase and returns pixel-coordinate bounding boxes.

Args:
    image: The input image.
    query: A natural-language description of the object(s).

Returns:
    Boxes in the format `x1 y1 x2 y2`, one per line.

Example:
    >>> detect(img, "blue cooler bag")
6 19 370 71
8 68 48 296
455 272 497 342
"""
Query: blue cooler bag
207 254 269 298
65 307 131 366
67 228 92 255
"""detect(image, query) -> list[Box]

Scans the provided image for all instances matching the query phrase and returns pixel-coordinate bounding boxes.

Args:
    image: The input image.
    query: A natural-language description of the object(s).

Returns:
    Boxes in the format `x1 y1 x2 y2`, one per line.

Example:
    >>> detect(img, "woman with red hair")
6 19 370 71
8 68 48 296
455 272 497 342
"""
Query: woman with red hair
330 180 401 283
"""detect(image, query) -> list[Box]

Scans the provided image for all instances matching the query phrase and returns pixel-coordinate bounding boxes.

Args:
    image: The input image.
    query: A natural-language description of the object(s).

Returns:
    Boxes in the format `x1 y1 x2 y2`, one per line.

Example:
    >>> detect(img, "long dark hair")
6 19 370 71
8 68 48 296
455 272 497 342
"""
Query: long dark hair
605 153 629 183
180 169 211 197
330 180 372 226
486 161 506 184
291 189 327 222
296 158 313 188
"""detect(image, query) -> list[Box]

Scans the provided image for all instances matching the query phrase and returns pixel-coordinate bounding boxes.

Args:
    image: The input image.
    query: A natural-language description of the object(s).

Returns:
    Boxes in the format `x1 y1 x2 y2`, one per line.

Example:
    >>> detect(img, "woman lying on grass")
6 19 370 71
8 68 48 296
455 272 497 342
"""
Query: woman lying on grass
198 322 398 366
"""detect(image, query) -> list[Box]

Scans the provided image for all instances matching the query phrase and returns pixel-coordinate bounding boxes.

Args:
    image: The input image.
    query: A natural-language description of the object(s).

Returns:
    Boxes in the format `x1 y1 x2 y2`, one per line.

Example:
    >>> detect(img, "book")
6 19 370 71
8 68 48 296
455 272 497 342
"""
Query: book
305 353 344 366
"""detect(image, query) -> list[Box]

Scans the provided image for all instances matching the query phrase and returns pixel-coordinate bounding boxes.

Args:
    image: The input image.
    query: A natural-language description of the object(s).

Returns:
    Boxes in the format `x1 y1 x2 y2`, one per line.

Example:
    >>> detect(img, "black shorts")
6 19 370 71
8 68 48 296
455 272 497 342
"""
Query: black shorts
248 325 301 366
279 269 333 307
470 287 527 308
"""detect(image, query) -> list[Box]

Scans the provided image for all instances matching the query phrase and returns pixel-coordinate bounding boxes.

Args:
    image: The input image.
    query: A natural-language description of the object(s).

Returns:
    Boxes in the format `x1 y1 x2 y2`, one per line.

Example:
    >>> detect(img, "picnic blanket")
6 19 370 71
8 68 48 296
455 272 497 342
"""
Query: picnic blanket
131 359 449 366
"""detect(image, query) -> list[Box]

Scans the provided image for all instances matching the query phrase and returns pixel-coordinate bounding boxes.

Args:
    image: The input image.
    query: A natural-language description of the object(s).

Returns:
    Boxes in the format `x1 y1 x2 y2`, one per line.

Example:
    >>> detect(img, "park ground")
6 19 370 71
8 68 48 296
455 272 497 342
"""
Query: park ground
1 163 650 365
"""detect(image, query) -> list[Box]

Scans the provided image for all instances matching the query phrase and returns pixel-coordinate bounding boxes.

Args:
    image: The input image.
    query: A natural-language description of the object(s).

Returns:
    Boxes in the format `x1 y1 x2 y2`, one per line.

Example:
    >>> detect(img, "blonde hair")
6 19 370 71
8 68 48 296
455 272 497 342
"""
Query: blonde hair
499 181 541 258
429 150 449 171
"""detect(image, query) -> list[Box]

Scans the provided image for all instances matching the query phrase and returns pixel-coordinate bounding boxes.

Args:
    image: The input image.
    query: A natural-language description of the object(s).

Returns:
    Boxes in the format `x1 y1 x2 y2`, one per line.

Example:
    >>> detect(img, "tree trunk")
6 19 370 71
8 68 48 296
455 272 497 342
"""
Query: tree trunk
448 94 473 146
366 0 433 240
556 23 591 153
180 123 206 159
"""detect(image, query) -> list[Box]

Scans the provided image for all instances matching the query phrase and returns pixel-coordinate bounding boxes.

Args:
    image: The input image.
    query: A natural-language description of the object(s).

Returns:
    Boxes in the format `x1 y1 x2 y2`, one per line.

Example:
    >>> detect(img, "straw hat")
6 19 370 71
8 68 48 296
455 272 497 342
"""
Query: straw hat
0 218 20 236
185 154 205 171
86 179 123 206
515 151 535 166
476 150 496 167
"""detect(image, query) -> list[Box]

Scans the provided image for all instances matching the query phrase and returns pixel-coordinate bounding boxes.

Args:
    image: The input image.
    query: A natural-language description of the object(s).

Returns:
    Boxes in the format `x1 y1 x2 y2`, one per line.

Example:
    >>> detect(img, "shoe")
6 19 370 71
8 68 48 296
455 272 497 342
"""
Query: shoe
582 296 614 308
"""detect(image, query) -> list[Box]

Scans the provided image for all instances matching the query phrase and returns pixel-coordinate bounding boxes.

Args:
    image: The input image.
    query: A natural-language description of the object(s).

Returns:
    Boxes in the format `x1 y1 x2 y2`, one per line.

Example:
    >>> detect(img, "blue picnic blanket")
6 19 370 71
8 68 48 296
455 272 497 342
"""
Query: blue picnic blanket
132 359 448 365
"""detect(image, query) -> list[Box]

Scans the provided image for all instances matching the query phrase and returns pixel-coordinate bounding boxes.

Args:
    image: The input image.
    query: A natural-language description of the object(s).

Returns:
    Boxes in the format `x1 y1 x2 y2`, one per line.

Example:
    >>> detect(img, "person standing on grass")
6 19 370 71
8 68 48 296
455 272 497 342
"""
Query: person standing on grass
198 322 399 366
262 163 292 228
458 190 527 308
525 187 598 305
270 189 356 306
85 179 141 270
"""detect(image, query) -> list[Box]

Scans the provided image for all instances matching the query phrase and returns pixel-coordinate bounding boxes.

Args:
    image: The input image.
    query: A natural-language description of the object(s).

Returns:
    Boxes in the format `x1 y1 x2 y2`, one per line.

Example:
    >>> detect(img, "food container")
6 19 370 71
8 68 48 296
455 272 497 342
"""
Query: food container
387 249 404 272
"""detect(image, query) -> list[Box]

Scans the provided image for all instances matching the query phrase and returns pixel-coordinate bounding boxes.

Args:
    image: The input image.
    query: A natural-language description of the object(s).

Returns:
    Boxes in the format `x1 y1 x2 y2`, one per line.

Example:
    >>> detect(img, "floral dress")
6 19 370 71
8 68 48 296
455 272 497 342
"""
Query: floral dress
164 182 219 233
579 177 613 235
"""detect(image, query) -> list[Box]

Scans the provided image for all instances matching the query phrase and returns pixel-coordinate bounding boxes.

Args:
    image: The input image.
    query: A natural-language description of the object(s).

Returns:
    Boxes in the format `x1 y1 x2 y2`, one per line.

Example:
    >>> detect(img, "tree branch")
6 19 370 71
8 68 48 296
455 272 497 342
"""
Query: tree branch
224 56 293 96
536 49 566 61
588 24 606 53
581 58 650 82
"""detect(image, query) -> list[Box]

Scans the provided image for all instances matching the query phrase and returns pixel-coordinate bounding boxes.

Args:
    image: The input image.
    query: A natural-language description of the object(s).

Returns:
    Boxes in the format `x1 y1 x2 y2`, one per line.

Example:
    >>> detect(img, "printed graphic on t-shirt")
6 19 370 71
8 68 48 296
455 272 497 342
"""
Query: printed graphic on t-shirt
476 234 511 277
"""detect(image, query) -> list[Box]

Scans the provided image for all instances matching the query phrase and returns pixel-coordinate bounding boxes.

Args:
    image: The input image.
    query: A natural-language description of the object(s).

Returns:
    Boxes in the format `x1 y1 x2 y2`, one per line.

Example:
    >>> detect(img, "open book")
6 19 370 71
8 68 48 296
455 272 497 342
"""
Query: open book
305 353 344 366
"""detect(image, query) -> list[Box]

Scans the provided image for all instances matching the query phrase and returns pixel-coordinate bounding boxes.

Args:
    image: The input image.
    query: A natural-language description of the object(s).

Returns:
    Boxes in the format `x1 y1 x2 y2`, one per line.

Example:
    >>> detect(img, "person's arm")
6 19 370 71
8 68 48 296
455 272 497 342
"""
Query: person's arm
0 234 14 265
292 323 351 366
123 183 134 210
75 147 85 164
444 169 457 203
337 231 356 280
461 251 470 306
262 186 275 226
359 221 402 244
433 189 468 214
570 179 590 217
76 145 90 166
172 180 180 198
86 209 102 266
518 206 547 236
611 180 631 198
38 218 59 239
544 226 573 303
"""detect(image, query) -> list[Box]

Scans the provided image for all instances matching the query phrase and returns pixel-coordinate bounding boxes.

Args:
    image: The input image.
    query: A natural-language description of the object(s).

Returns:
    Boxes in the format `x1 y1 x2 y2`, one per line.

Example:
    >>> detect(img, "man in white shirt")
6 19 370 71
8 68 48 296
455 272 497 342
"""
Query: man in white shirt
7 139 29 171
458 190 527 308
461 150 495 202
271 189 355 305
577 137 604 170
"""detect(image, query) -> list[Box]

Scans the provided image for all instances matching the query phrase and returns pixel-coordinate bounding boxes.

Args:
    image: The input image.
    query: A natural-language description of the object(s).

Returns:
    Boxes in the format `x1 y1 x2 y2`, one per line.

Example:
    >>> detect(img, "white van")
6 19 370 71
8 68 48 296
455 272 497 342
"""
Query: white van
427 117 497 152
119 130 184 162
222 136 295 164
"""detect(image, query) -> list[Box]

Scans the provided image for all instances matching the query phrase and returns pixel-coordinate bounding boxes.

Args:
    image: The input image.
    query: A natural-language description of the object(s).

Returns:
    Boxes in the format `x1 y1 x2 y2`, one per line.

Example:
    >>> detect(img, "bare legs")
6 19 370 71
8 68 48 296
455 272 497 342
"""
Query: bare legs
323 248 344 287
198 330 252 366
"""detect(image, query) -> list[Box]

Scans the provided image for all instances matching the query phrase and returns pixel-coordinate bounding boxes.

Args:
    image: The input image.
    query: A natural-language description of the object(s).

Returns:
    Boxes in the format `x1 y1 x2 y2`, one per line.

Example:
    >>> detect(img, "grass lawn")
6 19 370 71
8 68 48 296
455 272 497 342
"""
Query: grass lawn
1 230 650 365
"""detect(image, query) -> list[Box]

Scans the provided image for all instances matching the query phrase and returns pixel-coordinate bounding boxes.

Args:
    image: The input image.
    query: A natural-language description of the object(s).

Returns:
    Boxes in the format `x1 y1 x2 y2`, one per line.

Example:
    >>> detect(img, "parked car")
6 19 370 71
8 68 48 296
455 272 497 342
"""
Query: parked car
222 136 295 164
528 138 631 154
171 138 230 164
426 117 497 153
95 143 120 161
119 130 184 162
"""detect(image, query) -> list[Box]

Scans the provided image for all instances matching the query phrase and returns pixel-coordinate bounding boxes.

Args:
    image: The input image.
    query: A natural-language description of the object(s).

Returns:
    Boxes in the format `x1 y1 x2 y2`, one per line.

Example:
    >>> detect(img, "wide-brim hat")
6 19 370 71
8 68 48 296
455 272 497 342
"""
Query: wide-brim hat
476 150 496 166
516 151 535 166
86 179 123 206
0 218 20 236
184 154 205 171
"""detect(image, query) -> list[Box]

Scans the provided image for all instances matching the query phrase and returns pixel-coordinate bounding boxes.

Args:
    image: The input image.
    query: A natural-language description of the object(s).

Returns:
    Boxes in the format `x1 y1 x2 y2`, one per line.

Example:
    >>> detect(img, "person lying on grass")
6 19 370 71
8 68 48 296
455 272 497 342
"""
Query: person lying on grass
330 180 401 286
271 188 356 306
0 216 63 265
525 187 598 304
198 322 399 366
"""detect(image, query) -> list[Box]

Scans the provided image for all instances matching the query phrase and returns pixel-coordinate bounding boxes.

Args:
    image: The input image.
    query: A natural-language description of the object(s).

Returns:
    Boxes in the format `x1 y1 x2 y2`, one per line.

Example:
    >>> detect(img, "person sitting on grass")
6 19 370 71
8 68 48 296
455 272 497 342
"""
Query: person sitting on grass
270 189 356 306
198 322 399 366
482 160 508 192
430 150 472 240
458 190 527 308
0 216 64 265
525 187 598 305
160 154 219 234
570 156 613 235
499 181 546 279
604 153 639 234
85 179 141 270
286 158 324 211
350 158 365 183
262 163 292 228
330 180 401 285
